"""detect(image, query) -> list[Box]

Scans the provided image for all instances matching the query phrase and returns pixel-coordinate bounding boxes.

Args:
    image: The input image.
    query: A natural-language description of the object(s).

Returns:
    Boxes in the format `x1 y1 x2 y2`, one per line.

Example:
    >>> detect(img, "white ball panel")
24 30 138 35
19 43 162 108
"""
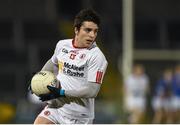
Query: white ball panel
31 71 57 96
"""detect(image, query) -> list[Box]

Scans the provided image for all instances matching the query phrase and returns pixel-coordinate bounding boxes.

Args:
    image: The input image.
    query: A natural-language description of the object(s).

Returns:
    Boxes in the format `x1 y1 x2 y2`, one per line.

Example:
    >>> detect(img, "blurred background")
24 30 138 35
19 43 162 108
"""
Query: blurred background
0 0 180 123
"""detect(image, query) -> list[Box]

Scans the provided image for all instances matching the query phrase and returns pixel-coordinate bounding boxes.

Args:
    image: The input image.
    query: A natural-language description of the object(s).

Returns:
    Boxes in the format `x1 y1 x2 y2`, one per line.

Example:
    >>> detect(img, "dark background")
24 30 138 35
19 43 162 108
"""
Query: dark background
0 0 179 123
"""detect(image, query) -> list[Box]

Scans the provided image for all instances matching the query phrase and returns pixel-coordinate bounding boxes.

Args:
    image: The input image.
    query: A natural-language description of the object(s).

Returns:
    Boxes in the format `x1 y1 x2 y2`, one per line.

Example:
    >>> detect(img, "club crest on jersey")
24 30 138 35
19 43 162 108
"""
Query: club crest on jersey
79 54 86 59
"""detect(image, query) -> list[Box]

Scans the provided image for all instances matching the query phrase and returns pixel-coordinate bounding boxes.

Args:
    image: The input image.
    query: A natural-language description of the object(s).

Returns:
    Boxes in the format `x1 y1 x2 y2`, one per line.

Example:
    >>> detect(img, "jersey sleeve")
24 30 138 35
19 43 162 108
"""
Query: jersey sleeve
51 41 61 65
87 51 108 84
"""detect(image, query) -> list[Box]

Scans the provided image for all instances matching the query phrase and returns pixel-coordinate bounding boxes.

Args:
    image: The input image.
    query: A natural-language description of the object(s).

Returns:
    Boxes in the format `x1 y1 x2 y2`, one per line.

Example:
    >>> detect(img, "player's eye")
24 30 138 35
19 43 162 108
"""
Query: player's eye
84 28 92 33
94 29 98 34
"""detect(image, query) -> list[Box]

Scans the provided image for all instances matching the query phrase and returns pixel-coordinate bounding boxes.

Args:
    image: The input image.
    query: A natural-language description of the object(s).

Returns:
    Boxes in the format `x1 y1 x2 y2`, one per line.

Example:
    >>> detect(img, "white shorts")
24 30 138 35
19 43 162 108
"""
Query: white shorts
152 97 173 111
125 96 146 112
171 96 180 111
38 106 93 124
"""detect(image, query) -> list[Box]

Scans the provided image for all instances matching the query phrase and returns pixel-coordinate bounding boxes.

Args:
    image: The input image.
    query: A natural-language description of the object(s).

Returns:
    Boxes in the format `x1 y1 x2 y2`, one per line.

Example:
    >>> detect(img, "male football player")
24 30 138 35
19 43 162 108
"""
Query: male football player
171 64 180 123
30 9 108 124
152 68 174 123
124 64 149 123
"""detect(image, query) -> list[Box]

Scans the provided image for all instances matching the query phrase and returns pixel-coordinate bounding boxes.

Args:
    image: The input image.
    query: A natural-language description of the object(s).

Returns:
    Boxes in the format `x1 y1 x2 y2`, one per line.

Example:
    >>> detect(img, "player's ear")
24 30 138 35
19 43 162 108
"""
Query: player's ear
74 27 78 35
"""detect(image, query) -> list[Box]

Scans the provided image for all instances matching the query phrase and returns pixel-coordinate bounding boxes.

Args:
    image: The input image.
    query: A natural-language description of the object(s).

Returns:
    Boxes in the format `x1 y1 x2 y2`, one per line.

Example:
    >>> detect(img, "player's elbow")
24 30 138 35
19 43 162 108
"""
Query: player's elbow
87 85 100 98
88 91 98 98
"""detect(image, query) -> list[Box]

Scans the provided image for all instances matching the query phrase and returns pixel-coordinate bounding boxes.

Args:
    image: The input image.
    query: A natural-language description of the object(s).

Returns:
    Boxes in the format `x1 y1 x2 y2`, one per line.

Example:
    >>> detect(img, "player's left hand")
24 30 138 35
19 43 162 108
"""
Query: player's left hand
39 86 65 101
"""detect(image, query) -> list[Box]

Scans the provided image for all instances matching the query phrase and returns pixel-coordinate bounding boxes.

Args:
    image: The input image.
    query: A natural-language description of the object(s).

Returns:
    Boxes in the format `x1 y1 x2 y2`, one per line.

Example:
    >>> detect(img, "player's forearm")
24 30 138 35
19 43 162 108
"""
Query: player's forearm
64 82 101 98
38 82 101 101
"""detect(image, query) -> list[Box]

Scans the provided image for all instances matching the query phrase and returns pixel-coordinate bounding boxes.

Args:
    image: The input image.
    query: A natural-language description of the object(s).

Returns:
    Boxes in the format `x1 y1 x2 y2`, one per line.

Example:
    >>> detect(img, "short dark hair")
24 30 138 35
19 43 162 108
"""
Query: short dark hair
74 9 101 30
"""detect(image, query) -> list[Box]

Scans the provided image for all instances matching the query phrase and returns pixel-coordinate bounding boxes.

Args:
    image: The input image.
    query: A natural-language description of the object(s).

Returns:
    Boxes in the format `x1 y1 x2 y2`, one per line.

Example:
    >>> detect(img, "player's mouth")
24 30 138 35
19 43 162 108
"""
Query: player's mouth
86 39 93 43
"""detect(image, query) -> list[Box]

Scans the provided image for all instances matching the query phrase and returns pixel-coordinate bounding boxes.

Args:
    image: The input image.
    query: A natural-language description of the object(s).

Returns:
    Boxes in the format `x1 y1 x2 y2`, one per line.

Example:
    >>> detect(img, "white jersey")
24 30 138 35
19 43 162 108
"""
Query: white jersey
125 74 149 97
124 74 149 112
50 39 108 119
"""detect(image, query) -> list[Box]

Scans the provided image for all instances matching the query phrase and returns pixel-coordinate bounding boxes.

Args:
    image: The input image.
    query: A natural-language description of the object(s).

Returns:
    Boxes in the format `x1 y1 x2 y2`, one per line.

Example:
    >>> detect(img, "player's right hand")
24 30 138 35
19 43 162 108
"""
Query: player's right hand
28 85 33 94
27 72 37 94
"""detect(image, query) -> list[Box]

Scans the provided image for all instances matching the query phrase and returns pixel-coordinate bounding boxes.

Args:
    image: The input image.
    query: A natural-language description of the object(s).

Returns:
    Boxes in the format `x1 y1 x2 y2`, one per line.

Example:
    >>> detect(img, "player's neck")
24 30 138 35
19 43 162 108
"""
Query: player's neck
72 38 86 49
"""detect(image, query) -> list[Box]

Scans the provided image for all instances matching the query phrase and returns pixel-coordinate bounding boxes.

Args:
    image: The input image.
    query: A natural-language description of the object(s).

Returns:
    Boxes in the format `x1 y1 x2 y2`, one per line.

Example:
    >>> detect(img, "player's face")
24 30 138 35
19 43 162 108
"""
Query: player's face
74 21 98 48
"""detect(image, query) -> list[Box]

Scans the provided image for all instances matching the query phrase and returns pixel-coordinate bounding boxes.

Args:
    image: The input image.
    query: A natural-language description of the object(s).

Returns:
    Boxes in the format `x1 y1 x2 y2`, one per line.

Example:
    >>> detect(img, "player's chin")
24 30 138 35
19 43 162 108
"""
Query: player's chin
85 42 93 48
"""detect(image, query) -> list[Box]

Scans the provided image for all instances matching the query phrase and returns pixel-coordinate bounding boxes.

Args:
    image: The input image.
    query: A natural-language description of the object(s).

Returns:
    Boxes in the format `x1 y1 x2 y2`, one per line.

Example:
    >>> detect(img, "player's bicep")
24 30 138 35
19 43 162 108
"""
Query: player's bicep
87 54 108 84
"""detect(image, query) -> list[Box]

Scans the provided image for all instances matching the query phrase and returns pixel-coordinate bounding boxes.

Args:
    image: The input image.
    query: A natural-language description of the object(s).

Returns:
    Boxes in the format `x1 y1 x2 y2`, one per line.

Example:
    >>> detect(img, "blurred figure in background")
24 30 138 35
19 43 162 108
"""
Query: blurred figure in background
123 64 149 123
151 68 174 123
171 64 180 123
